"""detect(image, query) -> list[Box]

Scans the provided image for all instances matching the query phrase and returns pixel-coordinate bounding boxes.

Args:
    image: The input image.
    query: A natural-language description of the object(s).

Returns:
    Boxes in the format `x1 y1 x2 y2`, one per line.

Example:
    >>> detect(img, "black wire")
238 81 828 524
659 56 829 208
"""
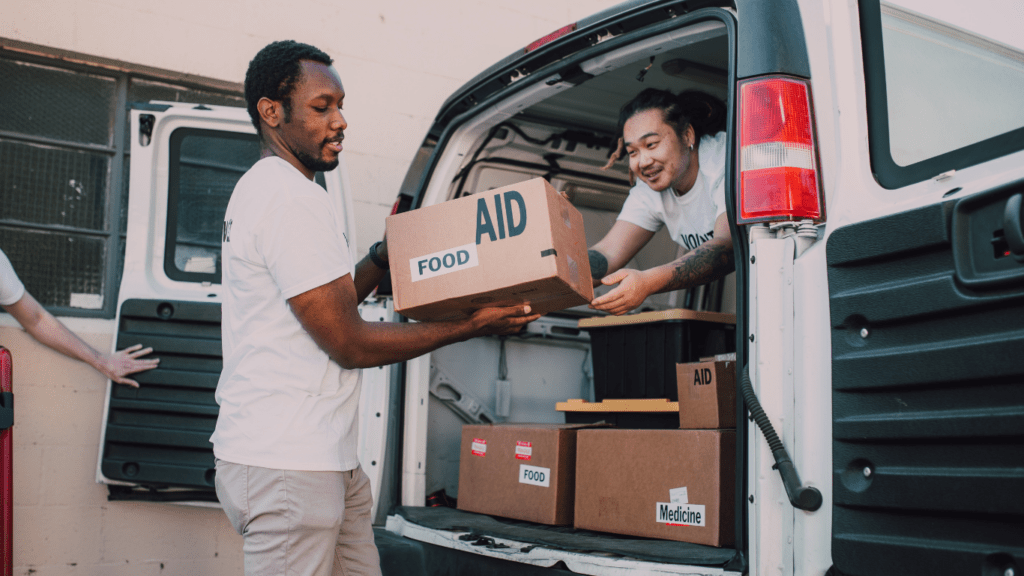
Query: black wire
453 123 559 198
453 123 610 198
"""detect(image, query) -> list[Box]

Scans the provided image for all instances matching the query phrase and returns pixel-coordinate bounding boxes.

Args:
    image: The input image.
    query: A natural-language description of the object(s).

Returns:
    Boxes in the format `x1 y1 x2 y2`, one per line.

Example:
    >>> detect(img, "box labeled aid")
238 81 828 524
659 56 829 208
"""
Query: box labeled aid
386 178 593 321
677 359 736 429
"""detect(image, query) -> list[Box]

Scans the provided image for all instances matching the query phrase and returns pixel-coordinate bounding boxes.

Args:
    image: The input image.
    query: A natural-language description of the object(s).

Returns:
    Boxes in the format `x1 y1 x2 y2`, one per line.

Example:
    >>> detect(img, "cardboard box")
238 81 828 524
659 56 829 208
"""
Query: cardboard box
676 359 736 429
574 429 735 546
457 423 594 525
386 178 593 321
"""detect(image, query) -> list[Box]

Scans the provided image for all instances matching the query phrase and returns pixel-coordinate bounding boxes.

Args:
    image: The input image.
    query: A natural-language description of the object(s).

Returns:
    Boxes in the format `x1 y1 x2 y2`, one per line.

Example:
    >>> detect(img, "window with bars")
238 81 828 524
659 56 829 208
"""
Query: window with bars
0 54 244 317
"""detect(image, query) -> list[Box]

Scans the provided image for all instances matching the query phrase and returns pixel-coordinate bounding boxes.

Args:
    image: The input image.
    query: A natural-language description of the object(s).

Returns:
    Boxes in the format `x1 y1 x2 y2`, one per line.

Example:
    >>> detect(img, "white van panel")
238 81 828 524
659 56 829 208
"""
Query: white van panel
357 299 393 520
581 20 727 77
747 236 796 576
402 352 431 507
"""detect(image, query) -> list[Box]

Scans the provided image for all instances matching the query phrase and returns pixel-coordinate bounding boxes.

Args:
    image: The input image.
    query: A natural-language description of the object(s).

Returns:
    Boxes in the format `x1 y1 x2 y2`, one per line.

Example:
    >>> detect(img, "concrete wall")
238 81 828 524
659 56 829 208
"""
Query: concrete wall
2 0 618 256
0 1 619 574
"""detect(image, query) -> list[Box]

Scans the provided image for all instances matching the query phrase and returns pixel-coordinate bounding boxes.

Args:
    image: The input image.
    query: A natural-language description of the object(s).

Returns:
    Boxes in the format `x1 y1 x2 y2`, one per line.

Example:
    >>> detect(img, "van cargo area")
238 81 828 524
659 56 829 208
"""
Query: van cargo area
386 12 745 574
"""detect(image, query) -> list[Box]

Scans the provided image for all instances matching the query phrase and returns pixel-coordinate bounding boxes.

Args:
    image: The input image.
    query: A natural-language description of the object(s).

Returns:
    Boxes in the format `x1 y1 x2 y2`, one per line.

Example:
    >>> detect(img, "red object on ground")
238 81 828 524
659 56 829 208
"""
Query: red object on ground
0 347 11 576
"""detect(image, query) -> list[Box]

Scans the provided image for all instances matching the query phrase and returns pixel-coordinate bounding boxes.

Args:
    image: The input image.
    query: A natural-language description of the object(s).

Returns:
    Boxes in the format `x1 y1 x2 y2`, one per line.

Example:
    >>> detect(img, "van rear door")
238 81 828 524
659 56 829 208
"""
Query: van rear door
827 2 1024 574
94 104 389 507
95 104 259 501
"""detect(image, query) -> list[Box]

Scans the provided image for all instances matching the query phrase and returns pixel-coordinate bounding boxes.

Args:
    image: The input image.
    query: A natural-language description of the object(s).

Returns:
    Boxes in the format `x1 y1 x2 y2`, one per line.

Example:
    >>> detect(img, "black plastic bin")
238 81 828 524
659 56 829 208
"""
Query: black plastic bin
579 309 735 402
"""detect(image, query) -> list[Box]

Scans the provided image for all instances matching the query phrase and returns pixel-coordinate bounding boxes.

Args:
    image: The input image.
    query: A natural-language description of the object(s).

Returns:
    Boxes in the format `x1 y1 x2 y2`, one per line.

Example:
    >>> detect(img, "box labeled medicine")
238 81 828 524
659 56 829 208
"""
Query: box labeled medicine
574 428 735 546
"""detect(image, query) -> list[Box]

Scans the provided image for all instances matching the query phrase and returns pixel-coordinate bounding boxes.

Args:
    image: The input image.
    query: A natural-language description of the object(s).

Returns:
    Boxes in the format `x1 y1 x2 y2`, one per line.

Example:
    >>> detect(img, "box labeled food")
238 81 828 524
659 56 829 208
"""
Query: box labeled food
386 178 593 321
457 423 597 525
677 359 736 429
574 428 735 546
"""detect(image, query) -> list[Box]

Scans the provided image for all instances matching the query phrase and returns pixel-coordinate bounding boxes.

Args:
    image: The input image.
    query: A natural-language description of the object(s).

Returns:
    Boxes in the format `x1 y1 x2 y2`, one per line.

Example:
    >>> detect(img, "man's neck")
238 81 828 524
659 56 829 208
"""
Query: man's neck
260 140 314 181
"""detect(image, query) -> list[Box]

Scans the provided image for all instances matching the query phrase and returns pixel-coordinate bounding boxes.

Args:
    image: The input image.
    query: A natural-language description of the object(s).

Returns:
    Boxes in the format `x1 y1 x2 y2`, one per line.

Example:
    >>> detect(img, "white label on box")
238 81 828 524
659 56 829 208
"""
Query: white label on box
670 487 689 505
519 464 550 487
515 441 532 460
410 243 479 282
471 439 487 457
656 502 706 527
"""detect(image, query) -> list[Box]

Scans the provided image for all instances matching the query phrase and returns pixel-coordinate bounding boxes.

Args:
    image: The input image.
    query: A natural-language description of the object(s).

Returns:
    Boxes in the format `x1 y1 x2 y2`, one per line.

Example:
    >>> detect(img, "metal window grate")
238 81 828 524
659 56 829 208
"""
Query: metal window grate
0 227 105 309
0 53 244 317
0 139 110 231
0 59 115 146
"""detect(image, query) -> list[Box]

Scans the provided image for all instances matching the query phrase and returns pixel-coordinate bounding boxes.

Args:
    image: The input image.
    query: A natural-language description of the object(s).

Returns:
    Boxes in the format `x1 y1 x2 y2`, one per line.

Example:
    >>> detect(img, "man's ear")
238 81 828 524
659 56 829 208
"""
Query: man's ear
257 97 282 130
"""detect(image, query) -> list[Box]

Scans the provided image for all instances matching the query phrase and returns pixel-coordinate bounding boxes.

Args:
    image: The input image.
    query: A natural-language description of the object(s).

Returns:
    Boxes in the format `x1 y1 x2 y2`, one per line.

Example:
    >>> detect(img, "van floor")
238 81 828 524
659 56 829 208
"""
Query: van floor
393 506 739 568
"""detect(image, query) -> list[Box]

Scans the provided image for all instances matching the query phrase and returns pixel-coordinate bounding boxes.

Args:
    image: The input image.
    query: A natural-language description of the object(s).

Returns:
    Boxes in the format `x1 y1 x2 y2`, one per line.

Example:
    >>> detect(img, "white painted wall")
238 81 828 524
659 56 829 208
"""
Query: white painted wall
2 0 620 254
0 1 621 574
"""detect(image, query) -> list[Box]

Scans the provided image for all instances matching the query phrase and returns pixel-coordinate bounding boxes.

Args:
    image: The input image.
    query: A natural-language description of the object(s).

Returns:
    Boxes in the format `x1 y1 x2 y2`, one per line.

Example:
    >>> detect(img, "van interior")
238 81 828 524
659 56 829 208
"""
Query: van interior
392 17 744 570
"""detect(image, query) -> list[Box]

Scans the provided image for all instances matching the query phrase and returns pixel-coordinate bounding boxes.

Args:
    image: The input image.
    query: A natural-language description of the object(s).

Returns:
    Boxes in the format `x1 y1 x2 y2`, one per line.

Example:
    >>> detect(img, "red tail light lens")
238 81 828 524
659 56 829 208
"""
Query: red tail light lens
526 23 577 53
738 76 824 223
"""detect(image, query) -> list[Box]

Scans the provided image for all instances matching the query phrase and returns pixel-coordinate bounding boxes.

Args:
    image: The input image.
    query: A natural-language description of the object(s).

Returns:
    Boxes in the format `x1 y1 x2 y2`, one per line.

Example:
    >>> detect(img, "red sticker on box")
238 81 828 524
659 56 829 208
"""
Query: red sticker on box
471 438 487 457
515 441 532 460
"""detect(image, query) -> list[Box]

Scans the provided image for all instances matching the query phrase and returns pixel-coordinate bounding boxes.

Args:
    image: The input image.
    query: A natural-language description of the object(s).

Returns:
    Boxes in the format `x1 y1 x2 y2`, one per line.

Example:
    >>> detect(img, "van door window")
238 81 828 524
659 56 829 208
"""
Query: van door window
861 1 1024 188
165 129 259 283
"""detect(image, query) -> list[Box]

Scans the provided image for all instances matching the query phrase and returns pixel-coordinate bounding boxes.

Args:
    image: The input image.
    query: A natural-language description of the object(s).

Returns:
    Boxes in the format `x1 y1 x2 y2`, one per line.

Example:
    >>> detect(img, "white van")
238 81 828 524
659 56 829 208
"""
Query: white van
97 0 1024 574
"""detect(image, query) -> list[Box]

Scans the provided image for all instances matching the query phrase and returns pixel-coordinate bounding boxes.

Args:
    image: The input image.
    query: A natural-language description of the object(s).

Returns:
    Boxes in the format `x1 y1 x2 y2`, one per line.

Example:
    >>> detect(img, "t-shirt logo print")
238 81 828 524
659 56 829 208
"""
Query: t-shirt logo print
681 229 713 251
223 219 232 243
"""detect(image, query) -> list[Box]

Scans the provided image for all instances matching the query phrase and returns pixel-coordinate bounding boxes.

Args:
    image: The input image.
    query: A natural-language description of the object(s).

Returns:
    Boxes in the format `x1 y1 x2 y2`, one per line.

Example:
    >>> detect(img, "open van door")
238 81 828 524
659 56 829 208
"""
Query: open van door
94 103 391 507
94 103 260 502
826 2 1024 574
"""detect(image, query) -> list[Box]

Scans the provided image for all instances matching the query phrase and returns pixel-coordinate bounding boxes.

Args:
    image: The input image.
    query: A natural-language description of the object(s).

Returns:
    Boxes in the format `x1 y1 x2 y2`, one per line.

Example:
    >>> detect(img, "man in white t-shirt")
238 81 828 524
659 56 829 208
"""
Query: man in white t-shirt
0 247 158 385
588 89 735 315
212 41 539 576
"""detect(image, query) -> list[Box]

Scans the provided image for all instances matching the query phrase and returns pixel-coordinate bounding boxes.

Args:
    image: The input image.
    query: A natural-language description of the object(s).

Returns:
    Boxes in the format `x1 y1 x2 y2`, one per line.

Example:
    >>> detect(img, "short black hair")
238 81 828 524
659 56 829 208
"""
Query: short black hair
618 88 726 141
244 40 334 136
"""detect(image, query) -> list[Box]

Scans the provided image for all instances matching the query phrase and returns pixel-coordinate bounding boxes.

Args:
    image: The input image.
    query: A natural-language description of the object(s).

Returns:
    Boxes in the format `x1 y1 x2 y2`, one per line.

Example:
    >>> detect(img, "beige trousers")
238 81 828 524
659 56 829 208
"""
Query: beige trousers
215 459 382 576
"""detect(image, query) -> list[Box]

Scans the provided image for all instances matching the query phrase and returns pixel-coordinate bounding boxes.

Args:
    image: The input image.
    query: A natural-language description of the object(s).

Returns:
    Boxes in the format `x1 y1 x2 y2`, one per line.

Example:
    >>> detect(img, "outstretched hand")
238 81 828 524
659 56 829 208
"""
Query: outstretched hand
469 304 542 337
97 344 160 388
589 268 652 316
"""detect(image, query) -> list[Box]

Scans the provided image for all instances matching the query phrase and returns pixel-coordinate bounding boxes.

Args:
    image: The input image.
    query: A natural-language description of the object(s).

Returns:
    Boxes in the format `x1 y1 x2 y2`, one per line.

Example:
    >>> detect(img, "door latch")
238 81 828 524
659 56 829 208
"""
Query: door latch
1003 193 1024 262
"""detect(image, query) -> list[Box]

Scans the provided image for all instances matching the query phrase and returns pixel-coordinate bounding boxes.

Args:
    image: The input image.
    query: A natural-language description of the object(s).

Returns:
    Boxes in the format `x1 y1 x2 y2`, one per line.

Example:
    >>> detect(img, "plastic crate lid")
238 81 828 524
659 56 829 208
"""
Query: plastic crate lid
577 308 736 329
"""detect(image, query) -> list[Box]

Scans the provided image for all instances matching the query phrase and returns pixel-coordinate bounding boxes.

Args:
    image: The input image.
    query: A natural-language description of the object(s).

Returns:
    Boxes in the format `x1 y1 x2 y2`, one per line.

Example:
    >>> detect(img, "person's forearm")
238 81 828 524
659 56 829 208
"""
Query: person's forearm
645 239 735 294
352 254 388 303
588 221 656 283
23 307 105 370
339 319 478 369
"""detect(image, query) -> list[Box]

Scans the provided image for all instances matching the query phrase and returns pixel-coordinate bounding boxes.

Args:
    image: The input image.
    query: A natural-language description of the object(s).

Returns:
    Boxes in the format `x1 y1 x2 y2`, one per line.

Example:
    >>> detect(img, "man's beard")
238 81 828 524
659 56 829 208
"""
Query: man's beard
294 146 339 174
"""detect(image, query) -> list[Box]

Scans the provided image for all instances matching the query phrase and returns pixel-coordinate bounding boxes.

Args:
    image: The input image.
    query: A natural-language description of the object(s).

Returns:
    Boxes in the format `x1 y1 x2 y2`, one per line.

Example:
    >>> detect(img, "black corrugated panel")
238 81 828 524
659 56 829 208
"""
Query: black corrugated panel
826 197 1024 576
100 299 221 492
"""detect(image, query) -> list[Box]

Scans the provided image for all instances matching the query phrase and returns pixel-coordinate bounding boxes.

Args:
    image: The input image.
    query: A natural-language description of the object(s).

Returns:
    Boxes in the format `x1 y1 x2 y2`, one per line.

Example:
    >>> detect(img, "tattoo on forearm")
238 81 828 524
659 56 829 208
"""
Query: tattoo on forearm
589 250 609 279
668 243 735 291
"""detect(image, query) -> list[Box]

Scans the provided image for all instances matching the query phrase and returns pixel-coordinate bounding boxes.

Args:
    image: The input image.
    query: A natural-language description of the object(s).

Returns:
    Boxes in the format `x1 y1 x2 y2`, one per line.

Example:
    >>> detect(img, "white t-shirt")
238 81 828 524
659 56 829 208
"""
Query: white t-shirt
617 131 727 253
0 248 26 306
211 157 361 472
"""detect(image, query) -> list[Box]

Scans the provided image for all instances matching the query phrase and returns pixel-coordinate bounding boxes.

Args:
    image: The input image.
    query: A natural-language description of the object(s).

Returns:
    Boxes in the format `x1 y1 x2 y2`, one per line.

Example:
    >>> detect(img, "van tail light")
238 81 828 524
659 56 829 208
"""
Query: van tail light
737 76 824 223
525 23 577 53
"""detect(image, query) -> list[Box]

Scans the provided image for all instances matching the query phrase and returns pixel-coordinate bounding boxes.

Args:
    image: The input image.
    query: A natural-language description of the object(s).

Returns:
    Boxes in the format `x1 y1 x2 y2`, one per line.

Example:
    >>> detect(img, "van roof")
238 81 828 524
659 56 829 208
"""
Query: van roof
429 0 727 136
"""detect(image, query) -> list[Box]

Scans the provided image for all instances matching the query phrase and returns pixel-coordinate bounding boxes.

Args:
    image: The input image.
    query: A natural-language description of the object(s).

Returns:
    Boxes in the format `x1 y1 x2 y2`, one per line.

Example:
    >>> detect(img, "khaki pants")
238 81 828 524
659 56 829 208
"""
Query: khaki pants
215 459 382 576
